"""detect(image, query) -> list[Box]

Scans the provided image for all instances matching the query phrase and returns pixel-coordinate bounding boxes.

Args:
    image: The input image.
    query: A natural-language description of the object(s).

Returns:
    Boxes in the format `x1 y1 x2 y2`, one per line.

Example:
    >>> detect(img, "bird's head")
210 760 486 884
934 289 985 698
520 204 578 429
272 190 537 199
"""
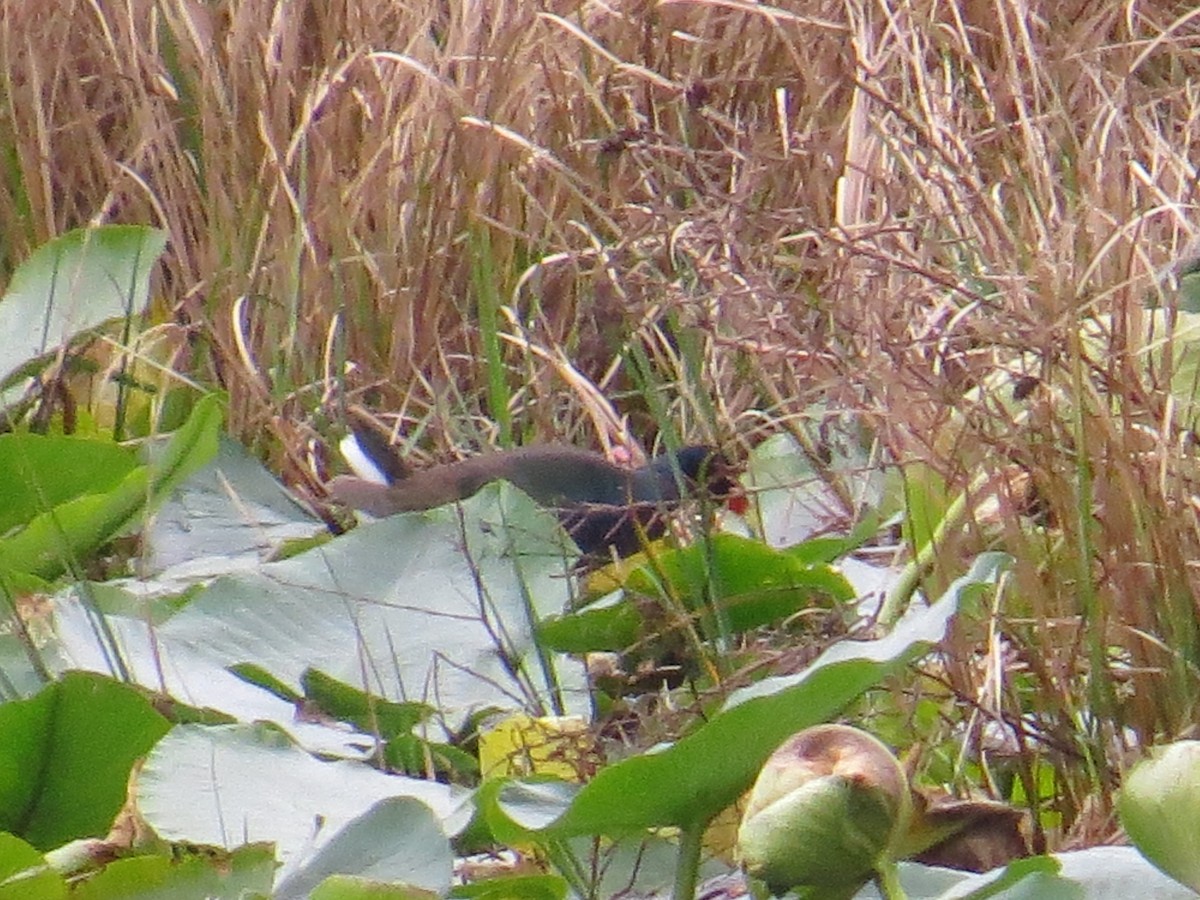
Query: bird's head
674 445 749 515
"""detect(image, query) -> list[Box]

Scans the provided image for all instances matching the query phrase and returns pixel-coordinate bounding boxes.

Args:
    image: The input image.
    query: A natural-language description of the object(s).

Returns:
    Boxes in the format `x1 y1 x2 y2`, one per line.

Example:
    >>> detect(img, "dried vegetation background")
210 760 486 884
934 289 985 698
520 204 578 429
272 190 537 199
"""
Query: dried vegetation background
3 0 1200 843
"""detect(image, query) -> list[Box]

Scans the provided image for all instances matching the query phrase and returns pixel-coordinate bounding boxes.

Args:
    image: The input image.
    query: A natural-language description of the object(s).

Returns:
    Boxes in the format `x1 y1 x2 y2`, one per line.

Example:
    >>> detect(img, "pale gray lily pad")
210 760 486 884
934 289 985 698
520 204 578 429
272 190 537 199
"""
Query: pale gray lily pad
151 482 587 722
854 847 1198 898
51 595 368 757
746 426 883 549
840 555 902 618
746 432 842 548
273 796 453 898
47 483 585 749
0 225 167 390
144 435 324 576
137 724 466 893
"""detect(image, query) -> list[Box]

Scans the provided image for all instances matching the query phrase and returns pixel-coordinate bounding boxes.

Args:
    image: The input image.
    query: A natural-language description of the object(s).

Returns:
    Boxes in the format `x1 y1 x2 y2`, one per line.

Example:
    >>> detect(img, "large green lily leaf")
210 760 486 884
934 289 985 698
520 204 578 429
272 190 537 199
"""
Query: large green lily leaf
890 846 1198 899
538 533 852 653
0 225 167 389
0 435 138 536
0 393 222 579
448 875 567 900
273 797 453 899
0 671 169 851
141 435 323 576
489 553 1011 837
311 879 439 899
0 833 67 900
69 844 276 900
150 483 582 720
51 595 364 754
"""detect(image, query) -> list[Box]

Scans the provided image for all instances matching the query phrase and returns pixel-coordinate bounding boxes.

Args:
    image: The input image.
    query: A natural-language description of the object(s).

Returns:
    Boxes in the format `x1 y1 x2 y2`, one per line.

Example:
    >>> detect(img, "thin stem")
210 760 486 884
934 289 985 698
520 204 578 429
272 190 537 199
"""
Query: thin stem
874 859 908 900
877 487 970 627
672 821 705 900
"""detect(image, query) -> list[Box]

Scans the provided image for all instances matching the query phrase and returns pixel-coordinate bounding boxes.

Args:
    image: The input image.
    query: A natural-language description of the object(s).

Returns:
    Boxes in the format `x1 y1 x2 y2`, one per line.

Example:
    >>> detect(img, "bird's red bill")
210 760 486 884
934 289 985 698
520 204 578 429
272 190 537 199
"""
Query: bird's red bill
726 492 750 516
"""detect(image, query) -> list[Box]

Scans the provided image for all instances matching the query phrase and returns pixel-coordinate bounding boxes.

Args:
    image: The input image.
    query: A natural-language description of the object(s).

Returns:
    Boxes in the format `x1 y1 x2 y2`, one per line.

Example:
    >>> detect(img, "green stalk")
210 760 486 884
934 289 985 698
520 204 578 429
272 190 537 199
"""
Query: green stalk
111 231 151 442
878 486 972 627
672 820 705 900
472 227 512 446
543 837 592 899
874 858 908 900
1068 346 1116 768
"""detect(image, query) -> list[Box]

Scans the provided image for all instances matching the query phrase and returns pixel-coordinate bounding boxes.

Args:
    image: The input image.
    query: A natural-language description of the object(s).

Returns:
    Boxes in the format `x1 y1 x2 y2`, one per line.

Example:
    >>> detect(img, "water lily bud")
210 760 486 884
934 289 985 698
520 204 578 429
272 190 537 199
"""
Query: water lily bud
1117 740 1200 892
737 724 911 896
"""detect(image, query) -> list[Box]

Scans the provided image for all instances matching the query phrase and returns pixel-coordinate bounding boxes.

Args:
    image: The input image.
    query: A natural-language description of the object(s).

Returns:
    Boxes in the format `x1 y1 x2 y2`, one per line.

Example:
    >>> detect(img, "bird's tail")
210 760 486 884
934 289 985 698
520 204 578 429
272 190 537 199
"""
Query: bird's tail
340 408 413 485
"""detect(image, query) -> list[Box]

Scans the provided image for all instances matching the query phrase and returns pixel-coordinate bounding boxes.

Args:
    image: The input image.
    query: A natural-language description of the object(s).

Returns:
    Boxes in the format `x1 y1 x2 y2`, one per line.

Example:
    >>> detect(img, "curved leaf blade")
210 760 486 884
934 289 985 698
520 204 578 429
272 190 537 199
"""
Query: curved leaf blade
0 393 222 579
0 672 170 851
497 553 1011 835
0 225 167 387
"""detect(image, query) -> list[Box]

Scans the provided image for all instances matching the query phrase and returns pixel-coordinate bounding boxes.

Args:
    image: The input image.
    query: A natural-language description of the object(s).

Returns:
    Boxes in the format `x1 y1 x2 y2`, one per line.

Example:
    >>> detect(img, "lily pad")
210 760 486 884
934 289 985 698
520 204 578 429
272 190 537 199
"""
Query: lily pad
0 225 167 389
0 672 169 851
136 723 468 891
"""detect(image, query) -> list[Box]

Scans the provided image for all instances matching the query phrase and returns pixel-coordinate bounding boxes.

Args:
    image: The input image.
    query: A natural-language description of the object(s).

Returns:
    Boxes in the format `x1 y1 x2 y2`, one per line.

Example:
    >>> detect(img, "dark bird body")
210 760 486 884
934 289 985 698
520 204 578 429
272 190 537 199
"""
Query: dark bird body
328 426 741 558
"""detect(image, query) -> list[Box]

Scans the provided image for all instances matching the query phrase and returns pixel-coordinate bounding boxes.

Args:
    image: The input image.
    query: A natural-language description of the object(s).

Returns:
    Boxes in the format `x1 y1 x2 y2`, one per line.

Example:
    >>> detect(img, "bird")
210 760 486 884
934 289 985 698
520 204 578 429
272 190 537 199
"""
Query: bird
326 421 745 559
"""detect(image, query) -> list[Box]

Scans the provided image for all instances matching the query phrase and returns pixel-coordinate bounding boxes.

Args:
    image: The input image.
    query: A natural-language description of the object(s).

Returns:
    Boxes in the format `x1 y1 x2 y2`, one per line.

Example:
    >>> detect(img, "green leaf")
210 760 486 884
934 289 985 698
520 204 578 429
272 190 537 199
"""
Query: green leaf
783 513 880 565
1118 740 1200 892
297 670 476 779
310 877 439 900
0 435 137 535
301 669 433 738
1180 271 1200 314
449 874 568 900
621 533 854 631
900 463 950 560
0 225 167 388
141 392 225 500
69 844 276 900
953 855 1070 899
229 663 304 703
0 672 170 850
0 833 67 900
490 553 1009 836
535 600 642 654
0 392 222 579
539 534 852 653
